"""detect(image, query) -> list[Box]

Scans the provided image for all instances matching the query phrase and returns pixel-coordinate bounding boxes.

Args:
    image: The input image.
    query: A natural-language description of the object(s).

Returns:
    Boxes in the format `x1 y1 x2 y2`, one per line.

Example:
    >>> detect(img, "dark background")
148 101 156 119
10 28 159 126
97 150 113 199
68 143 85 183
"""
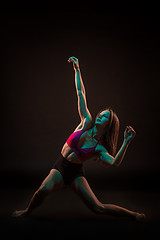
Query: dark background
1 1 160 237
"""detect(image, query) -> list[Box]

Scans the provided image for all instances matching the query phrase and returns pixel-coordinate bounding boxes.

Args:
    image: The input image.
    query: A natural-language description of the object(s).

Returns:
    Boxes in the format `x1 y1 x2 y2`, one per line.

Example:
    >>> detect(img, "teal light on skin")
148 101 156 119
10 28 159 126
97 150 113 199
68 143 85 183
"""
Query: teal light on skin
12 56 146 222
92 110 111 141
95 110 110 127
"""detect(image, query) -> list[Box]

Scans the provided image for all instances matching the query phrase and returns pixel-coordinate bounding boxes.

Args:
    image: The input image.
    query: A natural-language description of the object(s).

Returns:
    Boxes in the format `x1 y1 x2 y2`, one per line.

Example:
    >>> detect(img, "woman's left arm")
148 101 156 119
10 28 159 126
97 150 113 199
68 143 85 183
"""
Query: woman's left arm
99 126 136 167
112 138 130 167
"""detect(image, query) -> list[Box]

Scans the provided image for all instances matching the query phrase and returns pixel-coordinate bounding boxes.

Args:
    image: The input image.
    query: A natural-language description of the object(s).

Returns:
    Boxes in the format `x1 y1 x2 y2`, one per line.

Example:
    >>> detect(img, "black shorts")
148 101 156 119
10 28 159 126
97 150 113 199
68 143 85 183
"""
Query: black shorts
53 153 85 185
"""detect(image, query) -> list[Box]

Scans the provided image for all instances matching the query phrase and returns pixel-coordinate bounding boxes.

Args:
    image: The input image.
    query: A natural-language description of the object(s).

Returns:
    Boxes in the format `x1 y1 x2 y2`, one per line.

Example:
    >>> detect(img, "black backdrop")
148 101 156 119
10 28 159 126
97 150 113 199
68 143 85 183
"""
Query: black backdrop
1 2 160 236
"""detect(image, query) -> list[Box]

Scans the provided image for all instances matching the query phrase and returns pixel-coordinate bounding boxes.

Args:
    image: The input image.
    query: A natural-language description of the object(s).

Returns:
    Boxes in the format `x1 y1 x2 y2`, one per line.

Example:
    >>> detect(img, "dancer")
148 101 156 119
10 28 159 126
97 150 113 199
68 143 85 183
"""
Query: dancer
13 56 145 221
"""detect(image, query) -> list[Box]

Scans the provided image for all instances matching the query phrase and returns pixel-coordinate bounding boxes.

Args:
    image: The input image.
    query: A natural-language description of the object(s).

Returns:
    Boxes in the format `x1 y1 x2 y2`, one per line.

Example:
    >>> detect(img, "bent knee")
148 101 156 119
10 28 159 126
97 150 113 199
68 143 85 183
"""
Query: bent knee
33 188 48 202
38 181 52 195
92 203 105 214
38 169 63 193
38 185 49 194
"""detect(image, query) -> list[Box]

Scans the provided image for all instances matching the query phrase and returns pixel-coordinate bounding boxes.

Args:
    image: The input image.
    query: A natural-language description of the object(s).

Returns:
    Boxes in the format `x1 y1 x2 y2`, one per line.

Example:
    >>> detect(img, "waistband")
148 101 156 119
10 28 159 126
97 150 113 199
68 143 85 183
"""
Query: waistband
59 153 83 167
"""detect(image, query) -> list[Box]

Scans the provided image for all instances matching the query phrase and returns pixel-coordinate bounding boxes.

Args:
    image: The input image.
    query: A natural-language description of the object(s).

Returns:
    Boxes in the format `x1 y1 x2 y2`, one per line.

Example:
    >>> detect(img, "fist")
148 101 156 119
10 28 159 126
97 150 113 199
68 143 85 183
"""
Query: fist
124 126 136 143
68 56 79 70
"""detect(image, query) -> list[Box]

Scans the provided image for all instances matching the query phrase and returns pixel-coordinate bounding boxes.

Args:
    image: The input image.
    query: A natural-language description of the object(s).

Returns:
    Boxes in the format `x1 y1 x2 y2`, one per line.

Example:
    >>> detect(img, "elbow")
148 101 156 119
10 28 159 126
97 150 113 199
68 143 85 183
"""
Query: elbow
111 159 120 167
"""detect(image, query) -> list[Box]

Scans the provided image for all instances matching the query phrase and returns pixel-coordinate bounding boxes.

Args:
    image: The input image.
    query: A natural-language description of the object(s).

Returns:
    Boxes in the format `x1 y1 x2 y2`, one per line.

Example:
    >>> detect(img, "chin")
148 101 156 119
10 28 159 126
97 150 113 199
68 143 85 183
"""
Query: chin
95 122 102 127
95 119 101 124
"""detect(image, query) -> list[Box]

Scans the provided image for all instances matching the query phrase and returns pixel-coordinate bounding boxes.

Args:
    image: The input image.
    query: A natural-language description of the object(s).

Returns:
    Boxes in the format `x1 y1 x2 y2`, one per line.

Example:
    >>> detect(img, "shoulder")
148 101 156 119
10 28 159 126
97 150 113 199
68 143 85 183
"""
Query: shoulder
74 116 93 132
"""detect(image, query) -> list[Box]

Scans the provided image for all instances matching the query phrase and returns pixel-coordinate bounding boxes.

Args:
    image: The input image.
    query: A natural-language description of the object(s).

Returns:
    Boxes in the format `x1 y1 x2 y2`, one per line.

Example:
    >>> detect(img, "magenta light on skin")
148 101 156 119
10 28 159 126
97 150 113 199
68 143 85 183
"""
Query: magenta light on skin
12 56 145 222
66 129 98 162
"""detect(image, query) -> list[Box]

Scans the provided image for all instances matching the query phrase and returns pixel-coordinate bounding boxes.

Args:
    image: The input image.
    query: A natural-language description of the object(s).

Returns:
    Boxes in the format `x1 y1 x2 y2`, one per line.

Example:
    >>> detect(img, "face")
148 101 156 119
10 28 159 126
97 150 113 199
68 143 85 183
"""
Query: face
95 110 111 129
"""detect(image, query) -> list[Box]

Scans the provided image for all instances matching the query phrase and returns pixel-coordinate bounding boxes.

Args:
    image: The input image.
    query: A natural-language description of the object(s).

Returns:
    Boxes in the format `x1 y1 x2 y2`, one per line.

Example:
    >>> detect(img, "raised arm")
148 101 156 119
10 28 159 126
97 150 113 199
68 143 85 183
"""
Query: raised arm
68 57 92 121
98 126 136 167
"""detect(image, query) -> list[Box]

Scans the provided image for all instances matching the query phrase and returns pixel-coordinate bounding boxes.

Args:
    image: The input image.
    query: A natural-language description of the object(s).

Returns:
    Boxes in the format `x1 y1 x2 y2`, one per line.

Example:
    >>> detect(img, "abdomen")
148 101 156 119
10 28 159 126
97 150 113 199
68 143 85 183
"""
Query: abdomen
61 142 82 163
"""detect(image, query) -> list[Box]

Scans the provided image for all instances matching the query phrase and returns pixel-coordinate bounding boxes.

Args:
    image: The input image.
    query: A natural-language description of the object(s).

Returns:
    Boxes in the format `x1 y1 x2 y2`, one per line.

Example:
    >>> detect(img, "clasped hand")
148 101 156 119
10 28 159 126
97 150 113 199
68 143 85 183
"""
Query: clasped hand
124 126 136 144
68 56 79 70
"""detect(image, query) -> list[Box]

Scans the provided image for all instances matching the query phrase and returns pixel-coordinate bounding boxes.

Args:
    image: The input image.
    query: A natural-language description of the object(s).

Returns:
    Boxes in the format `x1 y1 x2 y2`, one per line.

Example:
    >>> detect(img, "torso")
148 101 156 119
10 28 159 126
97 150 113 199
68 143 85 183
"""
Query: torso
61 128 100 164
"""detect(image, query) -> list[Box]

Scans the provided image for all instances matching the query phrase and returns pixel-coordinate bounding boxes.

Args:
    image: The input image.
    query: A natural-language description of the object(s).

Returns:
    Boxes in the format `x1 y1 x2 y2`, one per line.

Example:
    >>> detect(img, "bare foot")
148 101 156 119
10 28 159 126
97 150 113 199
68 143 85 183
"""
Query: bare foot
12 209 29 218
135 213 146 222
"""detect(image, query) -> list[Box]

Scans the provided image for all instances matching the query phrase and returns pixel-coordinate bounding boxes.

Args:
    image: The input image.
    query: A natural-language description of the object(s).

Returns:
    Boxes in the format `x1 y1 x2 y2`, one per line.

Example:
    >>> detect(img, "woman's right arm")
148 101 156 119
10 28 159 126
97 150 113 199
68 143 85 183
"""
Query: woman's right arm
68 57 92 122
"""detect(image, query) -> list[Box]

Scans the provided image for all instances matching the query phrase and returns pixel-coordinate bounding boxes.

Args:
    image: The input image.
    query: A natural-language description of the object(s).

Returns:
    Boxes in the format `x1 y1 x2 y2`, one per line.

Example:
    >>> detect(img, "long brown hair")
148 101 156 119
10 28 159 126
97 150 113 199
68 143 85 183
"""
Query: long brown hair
95 107 120 156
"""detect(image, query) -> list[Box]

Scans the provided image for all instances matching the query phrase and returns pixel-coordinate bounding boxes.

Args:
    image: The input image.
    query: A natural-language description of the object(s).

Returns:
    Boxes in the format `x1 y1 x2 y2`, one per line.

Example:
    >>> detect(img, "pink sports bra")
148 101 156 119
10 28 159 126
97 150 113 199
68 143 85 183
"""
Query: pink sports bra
66 129 98 162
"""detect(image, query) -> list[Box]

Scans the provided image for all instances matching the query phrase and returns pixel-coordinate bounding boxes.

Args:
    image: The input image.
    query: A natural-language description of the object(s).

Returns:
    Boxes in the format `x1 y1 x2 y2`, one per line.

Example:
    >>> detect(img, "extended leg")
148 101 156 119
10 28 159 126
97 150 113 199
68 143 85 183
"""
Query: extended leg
72 176 146 221
12 169 64 217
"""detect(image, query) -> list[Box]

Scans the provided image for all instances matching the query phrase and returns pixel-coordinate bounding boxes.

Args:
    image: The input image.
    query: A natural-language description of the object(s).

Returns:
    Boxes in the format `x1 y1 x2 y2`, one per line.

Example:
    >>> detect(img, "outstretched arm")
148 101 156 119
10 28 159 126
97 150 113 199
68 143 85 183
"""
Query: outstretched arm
98 126 136 167
68 56 92 121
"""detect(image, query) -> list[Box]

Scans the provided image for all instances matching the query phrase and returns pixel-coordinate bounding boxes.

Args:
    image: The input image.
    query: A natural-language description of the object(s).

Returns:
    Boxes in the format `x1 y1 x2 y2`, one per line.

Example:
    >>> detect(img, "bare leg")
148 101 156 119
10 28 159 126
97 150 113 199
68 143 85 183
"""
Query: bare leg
12 169 64 217
72 177 146 222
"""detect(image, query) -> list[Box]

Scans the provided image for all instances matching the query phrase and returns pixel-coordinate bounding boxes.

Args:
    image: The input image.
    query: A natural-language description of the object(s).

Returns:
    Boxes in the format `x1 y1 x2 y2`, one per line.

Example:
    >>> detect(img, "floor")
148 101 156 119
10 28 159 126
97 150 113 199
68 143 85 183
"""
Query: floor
1 182 160 238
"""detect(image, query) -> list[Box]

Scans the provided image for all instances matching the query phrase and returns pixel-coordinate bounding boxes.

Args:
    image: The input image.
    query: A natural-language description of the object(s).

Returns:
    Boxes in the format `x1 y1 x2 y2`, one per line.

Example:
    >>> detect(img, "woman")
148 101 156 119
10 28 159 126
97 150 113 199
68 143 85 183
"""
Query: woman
13 56 145 221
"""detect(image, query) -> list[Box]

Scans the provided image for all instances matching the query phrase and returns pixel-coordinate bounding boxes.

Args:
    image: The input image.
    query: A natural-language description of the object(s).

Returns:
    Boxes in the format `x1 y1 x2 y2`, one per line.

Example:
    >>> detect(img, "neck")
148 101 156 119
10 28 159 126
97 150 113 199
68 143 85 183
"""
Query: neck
91 125 104 141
